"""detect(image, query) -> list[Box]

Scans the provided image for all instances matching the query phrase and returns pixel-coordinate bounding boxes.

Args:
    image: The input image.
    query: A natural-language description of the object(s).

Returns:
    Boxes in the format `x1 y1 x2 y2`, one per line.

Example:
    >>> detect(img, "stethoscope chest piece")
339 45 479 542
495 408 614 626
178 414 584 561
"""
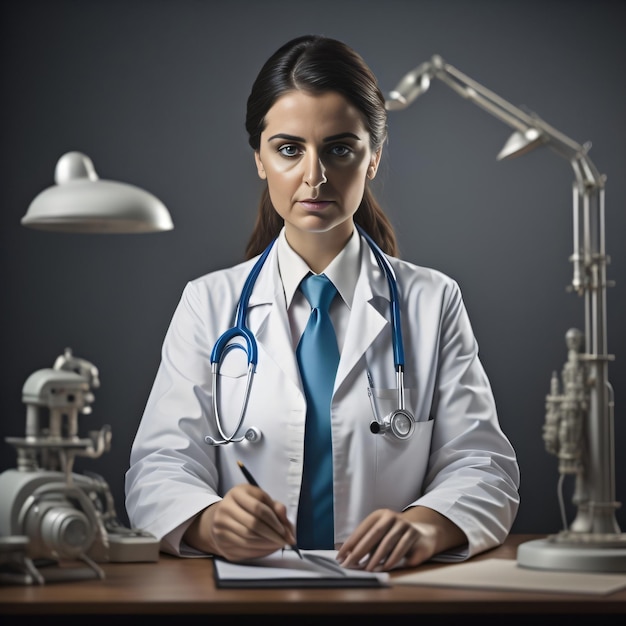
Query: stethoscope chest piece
370 409 416 440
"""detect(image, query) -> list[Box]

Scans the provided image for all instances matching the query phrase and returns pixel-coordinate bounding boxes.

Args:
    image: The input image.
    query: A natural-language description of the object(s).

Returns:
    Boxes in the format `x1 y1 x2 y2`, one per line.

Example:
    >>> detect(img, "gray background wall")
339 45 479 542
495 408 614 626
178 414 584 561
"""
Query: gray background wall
1 0 624 535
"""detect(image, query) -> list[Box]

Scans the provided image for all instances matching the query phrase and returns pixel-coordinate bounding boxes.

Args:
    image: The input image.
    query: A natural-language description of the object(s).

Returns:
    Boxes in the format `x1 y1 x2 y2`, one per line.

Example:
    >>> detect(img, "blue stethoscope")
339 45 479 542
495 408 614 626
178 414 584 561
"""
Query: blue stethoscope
204 225 416 446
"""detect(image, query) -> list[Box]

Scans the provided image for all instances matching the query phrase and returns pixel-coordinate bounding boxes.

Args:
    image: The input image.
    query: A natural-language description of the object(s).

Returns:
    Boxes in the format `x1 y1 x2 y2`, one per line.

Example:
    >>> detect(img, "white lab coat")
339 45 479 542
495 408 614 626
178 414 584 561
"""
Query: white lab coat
125 232 520 561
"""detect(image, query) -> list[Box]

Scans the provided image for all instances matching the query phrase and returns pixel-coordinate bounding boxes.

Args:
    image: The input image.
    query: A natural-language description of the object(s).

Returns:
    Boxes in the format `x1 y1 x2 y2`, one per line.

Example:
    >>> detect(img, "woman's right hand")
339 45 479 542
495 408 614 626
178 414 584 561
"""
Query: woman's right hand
183 483 296 561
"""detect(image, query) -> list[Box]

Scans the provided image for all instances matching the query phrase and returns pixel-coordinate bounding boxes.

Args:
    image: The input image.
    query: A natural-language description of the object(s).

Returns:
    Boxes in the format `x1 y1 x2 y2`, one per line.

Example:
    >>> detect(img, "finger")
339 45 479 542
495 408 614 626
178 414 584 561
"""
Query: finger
336 515 380 557
363 524 417 571
231 486 294 547
353 525 404 571
338 515 396 568
210 504 275 559
271 501 297 545
213 525 282 561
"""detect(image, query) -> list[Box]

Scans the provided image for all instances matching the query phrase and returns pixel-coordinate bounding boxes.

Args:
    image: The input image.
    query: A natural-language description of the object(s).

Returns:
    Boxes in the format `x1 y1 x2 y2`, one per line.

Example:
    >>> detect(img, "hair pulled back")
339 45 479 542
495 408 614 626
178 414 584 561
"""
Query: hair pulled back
244 35 398 259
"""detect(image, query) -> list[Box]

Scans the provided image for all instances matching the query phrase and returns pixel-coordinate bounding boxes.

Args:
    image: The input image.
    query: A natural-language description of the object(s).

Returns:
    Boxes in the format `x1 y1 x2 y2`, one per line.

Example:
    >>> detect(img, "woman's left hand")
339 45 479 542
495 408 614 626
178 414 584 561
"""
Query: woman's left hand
335 506 466 572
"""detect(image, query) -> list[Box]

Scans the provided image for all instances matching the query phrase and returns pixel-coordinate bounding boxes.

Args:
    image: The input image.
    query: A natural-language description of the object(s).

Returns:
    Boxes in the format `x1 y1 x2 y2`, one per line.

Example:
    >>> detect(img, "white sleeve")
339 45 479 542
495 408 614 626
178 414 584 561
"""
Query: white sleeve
413 280 520 560
124 280 222 551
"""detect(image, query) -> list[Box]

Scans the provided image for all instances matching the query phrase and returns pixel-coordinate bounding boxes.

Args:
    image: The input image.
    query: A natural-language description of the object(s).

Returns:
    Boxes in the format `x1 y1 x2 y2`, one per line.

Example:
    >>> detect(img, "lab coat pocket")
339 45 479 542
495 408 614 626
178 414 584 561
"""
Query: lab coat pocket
370 387 425 422
372 418 434 508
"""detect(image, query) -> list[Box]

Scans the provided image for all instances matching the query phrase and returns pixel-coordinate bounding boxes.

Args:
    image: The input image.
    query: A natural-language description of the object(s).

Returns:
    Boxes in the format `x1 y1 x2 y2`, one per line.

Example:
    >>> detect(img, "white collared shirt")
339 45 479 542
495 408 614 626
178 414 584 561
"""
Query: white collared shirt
277 227 361 352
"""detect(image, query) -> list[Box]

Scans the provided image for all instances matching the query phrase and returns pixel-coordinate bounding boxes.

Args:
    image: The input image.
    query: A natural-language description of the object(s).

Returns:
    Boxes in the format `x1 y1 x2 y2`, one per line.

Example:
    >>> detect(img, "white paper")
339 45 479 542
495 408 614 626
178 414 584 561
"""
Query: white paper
214 549 389 584
392 558 626 595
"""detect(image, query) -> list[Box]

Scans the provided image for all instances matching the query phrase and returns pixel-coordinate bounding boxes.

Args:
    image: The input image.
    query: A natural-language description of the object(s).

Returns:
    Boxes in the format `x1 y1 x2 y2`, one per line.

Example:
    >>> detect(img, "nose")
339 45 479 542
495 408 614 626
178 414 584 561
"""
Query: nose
303 152 327 193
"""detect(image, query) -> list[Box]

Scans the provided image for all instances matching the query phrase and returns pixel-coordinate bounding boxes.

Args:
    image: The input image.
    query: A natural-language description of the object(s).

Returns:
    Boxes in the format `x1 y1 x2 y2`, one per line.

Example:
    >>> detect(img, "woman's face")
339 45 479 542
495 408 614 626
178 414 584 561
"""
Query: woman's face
254 90 381 252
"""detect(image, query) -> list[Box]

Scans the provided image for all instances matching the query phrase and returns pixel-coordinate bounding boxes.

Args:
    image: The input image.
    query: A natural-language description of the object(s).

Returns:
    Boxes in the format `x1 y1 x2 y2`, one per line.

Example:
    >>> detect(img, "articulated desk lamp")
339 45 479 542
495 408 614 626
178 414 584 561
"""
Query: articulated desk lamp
0 152 173 584
385 56 625 572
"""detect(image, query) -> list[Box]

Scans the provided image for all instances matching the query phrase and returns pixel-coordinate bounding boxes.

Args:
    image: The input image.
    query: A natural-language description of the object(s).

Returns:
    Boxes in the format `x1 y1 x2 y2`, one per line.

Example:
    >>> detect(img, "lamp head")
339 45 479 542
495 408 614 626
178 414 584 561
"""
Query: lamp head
21 152 174 233
497 128 545 160
385 62 434 111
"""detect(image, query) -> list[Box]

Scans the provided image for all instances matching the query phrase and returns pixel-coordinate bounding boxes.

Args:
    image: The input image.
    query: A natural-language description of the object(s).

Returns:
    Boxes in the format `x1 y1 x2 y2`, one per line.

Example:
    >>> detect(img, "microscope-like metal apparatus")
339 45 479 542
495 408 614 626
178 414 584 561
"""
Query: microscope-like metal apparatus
386 55 625 571
0 349 159 585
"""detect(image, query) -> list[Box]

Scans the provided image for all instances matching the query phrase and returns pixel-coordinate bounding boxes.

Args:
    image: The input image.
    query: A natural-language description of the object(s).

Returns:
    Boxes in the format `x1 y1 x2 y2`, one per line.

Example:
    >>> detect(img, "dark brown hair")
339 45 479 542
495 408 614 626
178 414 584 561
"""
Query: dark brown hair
244 35 398 259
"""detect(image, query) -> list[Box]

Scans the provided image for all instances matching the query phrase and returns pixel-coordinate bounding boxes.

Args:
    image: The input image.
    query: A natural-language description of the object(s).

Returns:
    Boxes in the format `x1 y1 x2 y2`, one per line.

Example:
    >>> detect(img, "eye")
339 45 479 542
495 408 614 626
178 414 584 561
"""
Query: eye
277 144 301 157
329 144 352 157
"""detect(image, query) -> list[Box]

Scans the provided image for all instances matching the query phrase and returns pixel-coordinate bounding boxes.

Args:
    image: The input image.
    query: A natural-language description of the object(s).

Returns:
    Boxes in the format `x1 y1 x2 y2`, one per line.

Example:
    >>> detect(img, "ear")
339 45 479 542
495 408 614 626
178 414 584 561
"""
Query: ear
254 152 266 180
367 147 382 180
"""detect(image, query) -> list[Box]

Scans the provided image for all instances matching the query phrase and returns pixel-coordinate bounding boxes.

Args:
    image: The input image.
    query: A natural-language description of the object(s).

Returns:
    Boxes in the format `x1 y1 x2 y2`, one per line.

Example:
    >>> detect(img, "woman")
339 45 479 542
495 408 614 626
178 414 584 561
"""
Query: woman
125 35 520 572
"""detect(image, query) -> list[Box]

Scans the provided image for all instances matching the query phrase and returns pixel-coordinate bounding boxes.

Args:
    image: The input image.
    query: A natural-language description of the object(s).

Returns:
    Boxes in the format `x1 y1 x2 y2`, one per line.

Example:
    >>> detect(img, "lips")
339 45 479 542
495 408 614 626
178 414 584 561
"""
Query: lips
299 199 333 210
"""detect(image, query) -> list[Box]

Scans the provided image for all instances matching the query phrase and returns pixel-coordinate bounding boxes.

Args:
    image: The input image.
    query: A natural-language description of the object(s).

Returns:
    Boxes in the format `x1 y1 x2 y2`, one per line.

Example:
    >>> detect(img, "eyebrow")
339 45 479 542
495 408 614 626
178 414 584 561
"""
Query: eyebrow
266 132 362 143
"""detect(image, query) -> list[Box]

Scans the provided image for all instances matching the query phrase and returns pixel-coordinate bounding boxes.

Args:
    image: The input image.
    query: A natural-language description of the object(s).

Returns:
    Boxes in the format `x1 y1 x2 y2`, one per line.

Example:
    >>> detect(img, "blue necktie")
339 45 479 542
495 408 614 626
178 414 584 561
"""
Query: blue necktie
296 273 339 549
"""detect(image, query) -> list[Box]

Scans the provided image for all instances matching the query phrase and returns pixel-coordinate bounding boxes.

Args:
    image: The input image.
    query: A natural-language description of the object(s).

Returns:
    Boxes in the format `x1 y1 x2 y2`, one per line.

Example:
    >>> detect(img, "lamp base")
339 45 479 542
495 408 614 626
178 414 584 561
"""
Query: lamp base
517 534 626 573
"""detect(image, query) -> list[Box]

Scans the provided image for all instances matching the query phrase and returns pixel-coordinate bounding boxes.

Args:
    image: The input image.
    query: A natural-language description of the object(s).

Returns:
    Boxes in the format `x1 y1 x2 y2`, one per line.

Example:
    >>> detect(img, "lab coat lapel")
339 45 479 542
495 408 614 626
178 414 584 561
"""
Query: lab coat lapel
241 240 392 395
335 243 390 391
246 247 302 391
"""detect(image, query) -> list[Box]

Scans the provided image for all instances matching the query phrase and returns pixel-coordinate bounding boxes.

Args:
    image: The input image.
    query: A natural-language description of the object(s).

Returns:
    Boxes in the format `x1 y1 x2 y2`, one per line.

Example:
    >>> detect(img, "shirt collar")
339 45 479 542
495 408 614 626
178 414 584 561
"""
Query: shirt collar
277 227 361 309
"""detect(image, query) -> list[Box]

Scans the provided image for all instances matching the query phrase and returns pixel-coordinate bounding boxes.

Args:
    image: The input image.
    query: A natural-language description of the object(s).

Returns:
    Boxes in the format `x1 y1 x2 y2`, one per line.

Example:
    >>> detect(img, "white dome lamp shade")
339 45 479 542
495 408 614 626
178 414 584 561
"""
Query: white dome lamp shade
21 152 174 233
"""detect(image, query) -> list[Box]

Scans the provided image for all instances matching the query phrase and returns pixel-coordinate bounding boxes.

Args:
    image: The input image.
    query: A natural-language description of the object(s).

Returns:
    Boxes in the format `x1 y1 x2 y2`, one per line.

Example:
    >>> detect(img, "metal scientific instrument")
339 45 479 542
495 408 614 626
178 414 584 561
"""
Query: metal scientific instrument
0 349 159 585
385 55 625 571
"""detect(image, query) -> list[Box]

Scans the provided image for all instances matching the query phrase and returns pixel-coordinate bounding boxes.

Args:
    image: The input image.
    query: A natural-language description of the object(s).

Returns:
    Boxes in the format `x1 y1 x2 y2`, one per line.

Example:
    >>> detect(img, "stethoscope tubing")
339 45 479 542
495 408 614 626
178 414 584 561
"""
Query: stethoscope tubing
207 240 275 444
207 227 415 445
210 239 276 371
355 225 405 370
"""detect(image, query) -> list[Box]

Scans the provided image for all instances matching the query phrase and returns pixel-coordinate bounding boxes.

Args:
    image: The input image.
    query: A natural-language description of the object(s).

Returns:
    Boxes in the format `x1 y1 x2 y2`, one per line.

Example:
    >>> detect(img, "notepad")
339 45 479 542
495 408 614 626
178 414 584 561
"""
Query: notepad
213 549 390 588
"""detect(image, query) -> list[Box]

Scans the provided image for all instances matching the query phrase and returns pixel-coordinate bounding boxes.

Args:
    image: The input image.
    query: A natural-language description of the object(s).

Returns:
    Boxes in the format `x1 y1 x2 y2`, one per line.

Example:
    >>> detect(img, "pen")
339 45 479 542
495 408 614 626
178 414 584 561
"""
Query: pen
236 460 303 559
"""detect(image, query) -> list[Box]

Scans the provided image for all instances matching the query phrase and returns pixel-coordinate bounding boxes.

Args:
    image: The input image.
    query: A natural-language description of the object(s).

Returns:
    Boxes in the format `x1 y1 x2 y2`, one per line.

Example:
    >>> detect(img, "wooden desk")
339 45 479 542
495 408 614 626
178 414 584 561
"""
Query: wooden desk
1 535 624 624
